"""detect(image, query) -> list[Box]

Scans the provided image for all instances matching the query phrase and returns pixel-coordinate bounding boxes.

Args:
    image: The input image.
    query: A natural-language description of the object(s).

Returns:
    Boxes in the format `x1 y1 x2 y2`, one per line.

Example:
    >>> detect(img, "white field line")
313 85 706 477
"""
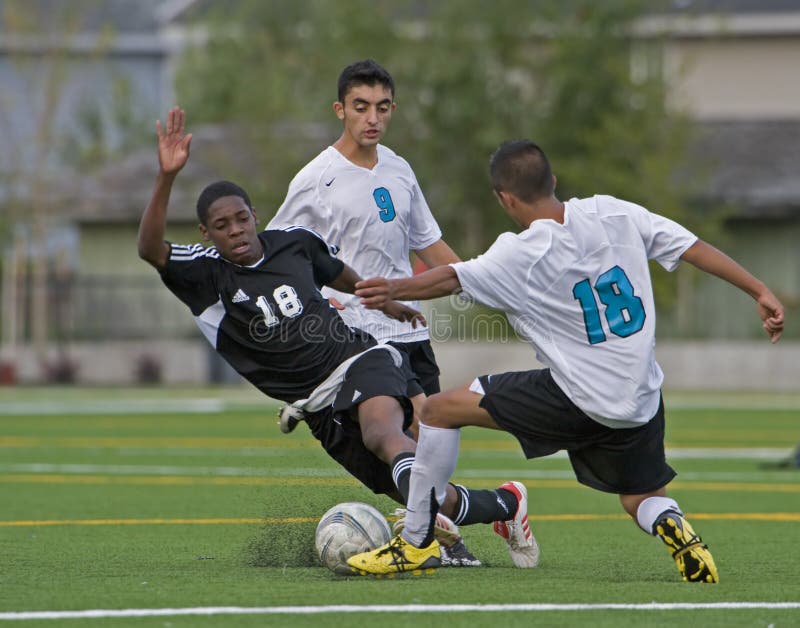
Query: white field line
0 447 791 461
2 461 797 483
2 443 792 461
1 459 796 483
456 468 798 482
0 463 344 478
1 602 799 620
465 448 793 461
1 396 799 416
667 398 800 410
0 400 225 415
425 447 790 463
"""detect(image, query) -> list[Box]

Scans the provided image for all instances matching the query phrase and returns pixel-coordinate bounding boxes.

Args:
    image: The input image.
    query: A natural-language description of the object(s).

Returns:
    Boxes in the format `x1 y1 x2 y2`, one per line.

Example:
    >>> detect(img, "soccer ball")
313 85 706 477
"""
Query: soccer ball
315 502 391 574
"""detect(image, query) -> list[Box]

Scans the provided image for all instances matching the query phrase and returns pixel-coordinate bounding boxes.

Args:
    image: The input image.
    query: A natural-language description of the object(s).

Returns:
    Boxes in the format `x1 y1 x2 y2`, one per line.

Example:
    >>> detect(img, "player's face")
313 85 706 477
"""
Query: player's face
335 83 396 148
200 196 263 265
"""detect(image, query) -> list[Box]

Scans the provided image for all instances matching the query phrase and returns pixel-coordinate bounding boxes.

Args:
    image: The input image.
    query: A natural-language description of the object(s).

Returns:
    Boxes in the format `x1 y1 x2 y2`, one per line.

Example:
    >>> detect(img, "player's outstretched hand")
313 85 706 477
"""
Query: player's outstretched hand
757 289 784 343
156 106 192 175
382 300 427 329
355 277 393 309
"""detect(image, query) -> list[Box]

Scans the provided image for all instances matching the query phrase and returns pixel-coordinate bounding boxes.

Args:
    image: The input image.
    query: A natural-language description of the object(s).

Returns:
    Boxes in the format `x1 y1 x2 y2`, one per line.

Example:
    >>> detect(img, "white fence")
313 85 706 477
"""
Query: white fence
1 340 797 392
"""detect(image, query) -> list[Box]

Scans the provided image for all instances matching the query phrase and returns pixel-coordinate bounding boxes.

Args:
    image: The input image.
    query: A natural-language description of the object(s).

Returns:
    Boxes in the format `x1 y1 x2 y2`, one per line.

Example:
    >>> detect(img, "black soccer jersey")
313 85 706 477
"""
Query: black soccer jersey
160 227 376 402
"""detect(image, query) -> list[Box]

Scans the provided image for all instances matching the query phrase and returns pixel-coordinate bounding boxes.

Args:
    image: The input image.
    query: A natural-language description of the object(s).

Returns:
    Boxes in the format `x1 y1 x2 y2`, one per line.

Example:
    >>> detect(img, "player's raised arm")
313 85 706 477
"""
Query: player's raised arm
356 265 462 309
680 239 785 343
137 106 193 270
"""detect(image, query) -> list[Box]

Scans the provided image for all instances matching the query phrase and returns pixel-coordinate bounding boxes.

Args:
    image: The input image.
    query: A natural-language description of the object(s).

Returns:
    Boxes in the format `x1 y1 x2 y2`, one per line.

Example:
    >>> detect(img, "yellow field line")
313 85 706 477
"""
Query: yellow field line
0 517 271 527
0 436 310 449
2 512 798 527
670 480 800 493
0 474 358 486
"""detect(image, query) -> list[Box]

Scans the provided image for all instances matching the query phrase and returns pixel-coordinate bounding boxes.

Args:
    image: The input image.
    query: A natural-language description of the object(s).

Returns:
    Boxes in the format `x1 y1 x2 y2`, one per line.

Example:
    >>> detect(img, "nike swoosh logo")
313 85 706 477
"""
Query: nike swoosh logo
325 178 336 187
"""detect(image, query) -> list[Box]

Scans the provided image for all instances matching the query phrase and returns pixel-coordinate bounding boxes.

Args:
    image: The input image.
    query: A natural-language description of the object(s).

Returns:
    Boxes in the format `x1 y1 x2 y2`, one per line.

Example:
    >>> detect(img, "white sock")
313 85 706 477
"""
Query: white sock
636 496 682 535
401 422 460 547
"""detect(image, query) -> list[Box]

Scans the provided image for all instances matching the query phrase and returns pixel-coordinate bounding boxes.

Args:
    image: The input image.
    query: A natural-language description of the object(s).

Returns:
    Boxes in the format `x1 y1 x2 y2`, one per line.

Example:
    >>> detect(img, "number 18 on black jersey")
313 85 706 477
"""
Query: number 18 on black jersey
159 227 376 403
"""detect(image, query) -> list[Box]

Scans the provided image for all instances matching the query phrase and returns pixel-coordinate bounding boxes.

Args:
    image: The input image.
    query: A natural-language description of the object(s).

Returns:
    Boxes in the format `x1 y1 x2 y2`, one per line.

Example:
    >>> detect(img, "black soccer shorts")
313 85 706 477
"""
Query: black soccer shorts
305 348 416 496
477 368 676 495
388 339 440 396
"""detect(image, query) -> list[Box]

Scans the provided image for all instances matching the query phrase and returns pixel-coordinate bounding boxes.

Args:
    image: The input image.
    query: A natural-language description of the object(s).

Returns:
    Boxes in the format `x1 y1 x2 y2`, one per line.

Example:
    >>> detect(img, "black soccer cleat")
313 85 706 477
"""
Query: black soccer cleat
277 405 306 434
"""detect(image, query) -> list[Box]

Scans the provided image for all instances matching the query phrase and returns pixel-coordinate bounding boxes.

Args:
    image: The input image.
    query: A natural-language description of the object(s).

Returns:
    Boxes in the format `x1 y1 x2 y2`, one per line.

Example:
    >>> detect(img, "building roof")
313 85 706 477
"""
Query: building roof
0 0 161 33
64 119 800 225
71 124 265 223
661 0 800 14
0 0 203 33
691 120 800 216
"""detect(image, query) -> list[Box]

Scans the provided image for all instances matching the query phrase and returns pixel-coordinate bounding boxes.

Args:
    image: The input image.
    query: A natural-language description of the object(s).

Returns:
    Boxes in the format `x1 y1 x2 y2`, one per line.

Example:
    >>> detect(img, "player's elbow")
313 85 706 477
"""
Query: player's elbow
137 240 166 269
137 240 154 263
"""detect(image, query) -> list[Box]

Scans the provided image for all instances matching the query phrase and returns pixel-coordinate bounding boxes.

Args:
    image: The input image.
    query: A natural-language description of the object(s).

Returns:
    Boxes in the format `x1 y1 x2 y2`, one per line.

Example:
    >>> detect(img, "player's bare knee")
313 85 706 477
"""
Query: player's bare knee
359 420 391 455
419 393 455 428
619 489 666 519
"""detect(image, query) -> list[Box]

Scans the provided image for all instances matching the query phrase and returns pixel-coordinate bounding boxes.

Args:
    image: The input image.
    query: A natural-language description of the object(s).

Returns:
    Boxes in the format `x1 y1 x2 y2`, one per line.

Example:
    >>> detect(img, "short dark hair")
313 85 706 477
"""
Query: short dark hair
489 140 554 203
196 180 253 225
337 59 395 103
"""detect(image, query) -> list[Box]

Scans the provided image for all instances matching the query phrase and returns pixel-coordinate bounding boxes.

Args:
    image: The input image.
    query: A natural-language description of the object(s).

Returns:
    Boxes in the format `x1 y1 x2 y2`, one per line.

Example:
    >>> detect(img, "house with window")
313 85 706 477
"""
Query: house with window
0 0 797 388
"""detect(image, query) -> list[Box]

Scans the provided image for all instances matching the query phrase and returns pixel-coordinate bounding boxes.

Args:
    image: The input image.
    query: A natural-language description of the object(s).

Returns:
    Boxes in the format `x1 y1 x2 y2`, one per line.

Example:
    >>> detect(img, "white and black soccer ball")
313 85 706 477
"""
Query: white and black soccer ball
315 502 391 575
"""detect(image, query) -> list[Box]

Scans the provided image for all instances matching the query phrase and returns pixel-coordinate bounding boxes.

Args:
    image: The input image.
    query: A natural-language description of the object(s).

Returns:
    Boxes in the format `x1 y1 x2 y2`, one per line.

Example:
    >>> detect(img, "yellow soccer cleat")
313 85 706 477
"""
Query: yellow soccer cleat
655 511 719 583
347 534 441 576
392 509 481 567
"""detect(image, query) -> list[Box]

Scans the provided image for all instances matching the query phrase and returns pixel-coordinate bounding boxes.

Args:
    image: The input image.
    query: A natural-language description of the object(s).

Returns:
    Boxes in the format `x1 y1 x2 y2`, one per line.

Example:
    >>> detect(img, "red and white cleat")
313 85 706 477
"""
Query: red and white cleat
493 481 540 568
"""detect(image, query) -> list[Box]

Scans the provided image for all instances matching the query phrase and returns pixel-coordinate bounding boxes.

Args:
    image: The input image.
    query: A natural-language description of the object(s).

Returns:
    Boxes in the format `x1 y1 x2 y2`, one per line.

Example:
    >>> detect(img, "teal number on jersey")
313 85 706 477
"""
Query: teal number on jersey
572 266 645 345
373 187 396 222
572 279 606 344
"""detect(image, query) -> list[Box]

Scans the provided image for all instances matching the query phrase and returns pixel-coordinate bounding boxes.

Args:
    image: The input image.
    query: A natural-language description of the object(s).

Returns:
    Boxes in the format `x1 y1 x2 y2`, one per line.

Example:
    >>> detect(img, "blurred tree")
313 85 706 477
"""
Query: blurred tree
0 0 152 364
177 0 714 313
59 74 152 170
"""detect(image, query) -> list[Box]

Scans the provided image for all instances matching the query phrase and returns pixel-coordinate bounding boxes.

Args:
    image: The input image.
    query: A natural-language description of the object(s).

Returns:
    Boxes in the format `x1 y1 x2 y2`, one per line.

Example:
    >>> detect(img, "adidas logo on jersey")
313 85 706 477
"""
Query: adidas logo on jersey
352 389 362 403
232 289 250 304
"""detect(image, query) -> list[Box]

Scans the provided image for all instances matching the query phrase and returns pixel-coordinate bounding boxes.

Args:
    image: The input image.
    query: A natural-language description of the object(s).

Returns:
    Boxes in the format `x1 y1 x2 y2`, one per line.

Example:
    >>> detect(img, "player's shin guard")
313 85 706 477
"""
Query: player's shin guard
400 423 460 547
636 496 681 534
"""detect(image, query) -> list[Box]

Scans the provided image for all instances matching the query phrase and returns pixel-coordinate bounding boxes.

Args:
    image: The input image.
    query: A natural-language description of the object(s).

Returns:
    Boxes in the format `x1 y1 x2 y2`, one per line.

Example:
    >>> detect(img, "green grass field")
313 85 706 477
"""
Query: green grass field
1 386 798 627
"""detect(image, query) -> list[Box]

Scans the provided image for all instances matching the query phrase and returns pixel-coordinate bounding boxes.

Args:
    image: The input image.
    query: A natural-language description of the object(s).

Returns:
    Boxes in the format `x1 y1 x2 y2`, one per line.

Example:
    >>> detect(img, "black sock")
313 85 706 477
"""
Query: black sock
450 483 519 525
390 452 415 503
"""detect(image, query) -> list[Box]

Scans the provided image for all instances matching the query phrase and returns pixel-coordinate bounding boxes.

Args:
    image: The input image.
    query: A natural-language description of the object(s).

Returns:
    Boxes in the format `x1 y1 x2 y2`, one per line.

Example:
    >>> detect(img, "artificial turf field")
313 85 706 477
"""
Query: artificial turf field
0 386 798 627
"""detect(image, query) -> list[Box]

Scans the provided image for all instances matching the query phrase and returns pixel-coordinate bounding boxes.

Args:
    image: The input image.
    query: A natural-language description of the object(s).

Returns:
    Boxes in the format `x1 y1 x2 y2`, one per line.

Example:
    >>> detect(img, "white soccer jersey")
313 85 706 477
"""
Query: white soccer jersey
453 195 698 427
268 144 442 342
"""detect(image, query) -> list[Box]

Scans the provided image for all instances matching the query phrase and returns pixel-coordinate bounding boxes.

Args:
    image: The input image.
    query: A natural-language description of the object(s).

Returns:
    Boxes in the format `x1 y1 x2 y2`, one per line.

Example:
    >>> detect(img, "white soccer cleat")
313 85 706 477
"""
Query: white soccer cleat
277 405 305 434
493 481 540 568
